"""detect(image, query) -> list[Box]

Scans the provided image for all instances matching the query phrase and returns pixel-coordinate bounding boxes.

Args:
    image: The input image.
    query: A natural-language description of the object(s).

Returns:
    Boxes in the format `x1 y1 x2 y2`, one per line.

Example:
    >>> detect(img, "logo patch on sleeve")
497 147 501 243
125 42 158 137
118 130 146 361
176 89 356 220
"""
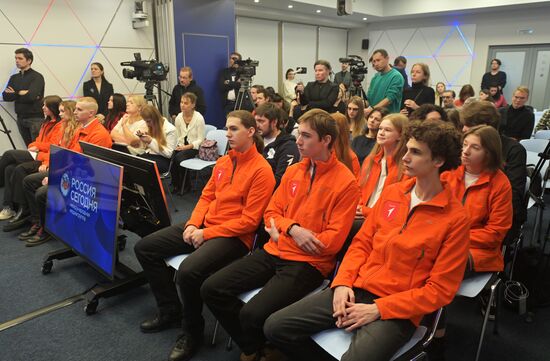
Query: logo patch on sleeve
215 168 225 183
289 180 299 197
382 200 400 221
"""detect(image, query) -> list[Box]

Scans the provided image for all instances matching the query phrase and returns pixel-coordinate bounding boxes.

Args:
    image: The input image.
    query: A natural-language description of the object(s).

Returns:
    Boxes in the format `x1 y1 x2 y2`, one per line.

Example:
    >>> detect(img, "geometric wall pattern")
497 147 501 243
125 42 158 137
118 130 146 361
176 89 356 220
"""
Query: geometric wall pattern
0 0 155 151
367 23 476 93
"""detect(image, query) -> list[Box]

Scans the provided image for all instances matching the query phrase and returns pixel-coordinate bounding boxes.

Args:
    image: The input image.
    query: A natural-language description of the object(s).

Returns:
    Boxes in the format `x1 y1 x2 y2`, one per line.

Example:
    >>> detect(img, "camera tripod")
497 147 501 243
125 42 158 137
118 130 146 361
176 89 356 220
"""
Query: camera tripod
0 111 17 149
234 78 255 111
144 81 160 108
349 79 367 100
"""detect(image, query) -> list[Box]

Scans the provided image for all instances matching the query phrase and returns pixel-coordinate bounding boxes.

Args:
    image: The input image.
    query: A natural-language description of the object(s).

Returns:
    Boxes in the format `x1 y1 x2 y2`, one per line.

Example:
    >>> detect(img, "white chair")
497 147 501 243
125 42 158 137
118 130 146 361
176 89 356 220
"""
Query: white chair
520 138 549 154
312 308 443 361
534 130 550 140
204 124 216 137
179 129 228 193
456 273 500 361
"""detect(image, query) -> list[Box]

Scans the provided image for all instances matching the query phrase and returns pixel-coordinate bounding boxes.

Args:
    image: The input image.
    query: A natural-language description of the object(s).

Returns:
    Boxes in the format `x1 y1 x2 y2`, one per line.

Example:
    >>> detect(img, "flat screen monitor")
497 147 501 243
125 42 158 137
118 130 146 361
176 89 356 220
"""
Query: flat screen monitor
79 141 171 237
45 146 122 279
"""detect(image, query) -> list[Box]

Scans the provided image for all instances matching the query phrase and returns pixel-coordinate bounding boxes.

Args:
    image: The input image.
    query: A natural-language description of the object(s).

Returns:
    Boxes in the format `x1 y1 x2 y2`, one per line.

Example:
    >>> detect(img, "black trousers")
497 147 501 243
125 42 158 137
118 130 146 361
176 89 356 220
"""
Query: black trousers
12 161 41 207
17 116 43 146
139 153 171 174
22 172 47 225
170 149 198 189
264 287 416 361
134 223 249 335
201 249 324 355
0 150 35 207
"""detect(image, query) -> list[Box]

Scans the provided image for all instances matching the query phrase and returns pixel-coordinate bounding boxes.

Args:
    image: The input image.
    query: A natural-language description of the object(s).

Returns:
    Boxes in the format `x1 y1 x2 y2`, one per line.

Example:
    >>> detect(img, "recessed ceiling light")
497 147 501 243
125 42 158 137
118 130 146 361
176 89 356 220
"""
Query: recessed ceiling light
362 17 367 21
254 0 259 3
288 4 293 8
316 9 321 13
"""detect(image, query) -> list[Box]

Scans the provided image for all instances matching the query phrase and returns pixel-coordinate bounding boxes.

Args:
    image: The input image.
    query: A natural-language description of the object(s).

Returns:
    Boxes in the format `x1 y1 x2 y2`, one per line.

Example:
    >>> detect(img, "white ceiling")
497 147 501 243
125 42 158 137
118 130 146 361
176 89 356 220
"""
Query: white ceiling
235 0 550 28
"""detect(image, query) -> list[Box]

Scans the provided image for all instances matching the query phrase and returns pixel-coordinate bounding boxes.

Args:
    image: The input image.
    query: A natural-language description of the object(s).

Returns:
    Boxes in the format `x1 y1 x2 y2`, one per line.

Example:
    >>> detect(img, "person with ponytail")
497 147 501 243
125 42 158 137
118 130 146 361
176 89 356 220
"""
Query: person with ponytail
202 108 360 361
330 112 361 178
134 110 275 361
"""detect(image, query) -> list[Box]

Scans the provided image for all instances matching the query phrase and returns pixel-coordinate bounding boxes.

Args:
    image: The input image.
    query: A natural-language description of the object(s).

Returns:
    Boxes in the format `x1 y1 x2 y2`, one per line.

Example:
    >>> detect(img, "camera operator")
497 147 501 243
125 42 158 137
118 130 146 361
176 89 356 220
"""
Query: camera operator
296 60 338 114
2 48 45 146
334 61 352 90
168 67 206 120
219 52 242 115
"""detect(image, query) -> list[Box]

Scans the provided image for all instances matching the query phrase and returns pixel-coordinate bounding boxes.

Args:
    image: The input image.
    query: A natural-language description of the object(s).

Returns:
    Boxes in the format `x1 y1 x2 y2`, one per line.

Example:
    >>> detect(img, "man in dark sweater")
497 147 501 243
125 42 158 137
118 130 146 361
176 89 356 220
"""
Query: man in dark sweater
168 67 206 119
2 48 45 146
499 86 534 141
296 60 338 113
255 103 300 188
481 58 507 94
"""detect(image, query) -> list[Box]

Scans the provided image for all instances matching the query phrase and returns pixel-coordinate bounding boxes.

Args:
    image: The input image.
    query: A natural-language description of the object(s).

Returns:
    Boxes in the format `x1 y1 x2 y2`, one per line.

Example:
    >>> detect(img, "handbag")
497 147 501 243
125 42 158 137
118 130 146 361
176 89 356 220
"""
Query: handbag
198 139 219 161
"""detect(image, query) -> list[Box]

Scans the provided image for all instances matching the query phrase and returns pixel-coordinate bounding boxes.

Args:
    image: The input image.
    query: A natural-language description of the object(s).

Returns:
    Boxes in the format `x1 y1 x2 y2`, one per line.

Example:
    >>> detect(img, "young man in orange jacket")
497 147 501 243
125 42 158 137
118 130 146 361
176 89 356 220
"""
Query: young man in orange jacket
264 120 470 361
134 111 275 361
201 109 359 361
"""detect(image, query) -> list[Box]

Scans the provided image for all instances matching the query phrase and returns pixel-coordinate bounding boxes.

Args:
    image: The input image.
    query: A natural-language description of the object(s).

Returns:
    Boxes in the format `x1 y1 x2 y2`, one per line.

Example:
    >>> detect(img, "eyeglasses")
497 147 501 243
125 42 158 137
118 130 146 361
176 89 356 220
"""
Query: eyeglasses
442 96 452 99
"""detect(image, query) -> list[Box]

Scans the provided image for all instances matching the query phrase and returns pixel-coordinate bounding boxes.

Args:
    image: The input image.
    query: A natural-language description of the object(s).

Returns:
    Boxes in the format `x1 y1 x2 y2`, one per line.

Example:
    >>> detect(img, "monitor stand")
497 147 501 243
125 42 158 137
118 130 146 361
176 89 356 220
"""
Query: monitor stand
41 235 147 315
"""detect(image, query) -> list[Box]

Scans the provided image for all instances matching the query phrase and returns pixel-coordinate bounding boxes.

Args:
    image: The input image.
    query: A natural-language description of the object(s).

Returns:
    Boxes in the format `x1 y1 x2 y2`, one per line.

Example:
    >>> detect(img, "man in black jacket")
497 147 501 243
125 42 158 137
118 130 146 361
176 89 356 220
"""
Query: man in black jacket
296 60 338 114
2 48 45 146
255 103 300 188
168 67 206 119
481 58 507 94
219 52 253 114
499 86 534 141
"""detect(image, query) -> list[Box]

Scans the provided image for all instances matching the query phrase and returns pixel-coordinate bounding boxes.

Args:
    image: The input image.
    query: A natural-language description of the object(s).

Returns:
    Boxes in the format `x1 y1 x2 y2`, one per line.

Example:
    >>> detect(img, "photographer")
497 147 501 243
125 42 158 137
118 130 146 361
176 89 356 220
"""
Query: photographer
296 60 338 114
168 67 206 120
219 52 242 115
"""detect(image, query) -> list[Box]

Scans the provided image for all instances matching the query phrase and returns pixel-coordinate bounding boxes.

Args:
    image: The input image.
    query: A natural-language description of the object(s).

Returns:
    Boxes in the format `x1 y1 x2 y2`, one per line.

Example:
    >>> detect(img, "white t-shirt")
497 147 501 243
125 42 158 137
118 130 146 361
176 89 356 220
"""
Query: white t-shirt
464 171 480 189
367 157 387 208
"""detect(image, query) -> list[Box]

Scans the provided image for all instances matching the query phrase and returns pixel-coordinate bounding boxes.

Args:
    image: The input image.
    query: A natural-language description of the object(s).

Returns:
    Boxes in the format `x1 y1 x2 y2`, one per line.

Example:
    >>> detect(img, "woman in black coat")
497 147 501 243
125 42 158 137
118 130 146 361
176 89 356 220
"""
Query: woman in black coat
400 63 435 117
83 62 114 117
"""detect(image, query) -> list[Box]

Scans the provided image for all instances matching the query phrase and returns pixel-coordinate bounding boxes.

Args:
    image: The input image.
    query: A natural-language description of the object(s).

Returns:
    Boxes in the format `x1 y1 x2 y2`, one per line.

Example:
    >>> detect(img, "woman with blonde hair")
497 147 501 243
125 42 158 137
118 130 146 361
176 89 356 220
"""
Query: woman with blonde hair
346 96 366 139
110 94 147 147
401 63 435 117
330 112 360 177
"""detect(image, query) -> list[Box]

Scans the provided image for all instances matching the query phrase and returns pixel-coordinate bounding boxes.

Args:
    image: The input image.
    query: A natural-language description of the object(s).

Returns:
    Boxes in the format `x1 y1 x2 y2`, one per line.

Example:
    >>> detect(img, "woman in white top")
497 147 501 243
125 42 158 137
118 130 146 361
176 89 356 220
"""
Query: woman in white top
282 68 297 104
110 94 148 151
171 92 206 193
135 105 177 173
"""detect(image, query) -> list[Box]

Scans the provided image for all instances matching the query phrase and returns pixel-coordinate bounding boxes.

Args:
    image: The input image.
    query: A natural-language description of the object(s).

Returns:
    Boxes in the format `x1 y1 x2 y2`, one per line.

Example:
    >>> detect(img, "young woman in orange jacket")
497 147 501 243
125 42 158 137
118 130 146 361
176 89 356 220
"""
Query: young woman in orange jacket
441 125 513 274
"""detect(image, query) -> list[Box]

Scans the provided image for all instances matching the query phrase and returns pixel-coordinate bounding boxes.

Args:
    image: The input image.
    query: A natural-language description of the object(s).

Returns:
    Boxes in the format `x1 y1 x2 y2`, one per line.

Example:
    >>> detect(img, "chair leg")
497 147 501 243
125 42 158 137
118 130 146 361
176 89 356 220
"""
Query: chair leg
162 178 178 213
475 278 501 361
211 320 219 346
180 169 189 196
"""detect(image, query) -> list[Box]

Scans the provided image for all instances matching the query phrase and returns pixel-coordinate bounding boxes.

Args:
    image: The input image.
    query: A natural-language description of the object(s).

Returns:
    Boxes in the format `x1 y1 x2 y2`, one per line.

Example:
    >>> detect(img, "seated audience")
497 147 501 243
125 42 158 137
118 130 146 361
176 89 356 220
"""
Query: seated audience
446 108 462 131
442 125 512 275
103 93 126 131
401 63 435 117
499 86 534 141
254 103 300 188
357 114 408 220
250 84 264 105
490 85 508 108
255 89 271 107
0 95 62 222
264 120 469 361
168 67 206 119
346 96 366 139
454 84 475 107
170 93 205 193
351 107 389 165
201 109 359 361
133 105 177 174
133 110 275 361
479 88 494 103
110 95 147 147
435 81 446 107
330 112 361 178
442 90 456 109
296 60 338 113
410 104 448 122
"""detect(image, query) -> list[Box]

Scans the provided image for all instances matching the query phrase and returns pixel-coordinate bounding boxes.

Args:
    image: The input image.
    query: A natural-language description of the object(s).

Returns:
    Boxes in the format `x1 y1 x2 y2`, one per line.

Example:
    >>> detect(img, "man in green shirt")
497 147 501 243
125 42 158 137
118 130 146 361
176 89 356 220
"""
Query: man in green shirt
366 49 404 115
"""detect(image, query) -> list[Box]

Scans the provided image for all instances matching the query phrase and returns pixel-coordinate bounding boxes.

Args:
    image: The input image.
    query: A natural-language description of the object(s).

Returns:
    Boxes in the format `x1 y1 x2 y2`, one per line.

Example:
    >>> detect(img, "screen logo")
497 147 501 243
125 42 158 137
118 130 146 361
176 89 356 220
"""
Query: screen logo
60 172 71 197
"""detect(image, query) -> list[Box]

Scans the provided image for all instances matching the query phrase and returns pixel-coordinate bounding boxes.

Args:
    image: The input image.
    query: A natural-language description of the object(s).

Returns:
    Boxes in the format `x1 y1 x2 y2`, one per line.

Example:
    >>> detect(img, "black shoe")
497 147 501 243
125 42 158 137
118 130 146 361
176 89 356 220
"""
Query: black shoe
25 227 51 247
8 208 29 223
3 215 30 232
18 223 41 240
168 333 203 361
140 313 182 333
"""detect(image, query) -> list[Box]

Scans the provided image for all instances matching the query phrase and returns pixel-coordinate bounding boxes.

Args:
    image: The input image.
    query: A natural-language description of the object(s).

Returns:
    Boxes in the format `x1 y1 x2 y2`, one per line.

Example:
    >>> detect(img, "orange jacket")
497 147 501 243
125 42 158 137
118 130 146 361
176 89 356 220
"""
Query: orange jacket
28 119 63 163
43 118 112 167
263 151 360 276
441 165 512 272
187 145 275 249
332 178 470 326
349 149 360 179
358 150 407 218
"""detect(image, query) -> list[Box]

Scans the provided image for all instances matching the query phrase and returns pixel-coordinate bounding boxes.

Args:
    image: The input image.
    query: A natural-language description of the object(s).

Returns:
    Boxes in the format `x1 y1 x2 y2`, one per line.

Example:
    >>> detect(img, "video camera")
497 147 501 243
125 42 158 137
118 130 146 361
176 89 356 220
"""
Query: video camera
121 53 168 82
235 58 259 80
295 67 307 74
339 55 368 82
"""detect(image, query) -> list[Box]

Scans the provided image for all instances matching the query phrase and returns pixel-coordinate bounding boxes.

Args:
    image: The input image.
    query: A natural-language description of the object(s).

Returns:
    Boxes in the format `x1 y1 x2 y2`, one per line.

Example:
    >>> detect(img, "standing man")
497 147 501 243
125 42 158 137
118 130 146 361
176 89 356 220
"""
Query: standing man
365 49 404 116
481 58 507 94
334 61 352 90
219 52 247 114
254 103 300 188
2 48 45 146
296 60 339 113
499 86 534 141
393 56 409 89
168 67 206 119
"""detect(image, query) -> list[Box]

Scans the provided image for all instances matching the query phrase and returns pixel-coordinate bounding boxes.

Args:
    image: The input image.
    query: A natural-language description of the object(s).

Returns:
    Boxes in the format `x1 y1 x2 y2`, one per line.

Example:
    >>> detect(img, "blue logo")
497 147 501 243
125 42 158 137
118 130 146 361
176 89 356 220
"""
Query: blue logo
60 172 71 197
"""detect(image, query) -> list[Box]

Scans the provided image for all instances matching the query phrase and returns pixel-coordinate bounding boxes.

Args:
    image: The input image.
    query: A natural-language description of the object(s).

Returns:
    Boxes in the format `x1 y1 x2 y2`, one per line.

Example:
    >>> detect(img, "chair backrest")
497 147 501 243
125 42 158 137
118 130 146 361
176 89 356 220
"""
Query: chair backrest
206 129 229 157
519 138 549 154
204 124 217 137
534 130 550 140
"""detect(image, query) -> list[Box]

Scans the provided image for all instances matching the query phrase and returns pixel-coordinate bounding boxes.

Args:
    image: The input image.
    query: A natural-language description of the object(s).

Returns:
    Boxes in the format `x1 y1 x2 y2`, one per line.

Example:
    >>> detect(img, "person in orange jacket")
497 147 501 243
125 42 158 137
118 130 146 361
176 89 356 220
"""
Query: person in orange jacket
441 125 512 274
0 95 62 221
201 108 360 361
134 110 276 361
330 112 361 178
264 120 470 361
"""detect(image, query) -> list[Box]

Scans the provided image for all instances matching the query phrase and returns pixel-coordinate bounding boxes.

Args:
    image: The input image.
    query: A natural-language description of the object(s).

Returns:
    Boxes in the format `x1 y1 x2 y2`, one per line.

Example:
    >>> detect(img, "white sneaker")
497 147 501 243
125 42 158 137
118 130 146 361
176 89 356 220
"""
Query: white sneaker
0 207 16 220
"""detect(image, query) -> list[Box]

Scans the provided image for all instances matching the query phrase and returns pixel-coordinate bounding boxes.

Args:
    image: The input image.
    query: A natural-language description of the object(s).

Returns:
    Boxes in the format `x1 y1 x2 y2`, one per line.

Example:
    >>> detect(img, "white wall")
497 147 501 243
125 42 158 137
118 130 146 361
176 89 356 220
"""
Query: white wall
0 0 154 152
348 6 550 94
